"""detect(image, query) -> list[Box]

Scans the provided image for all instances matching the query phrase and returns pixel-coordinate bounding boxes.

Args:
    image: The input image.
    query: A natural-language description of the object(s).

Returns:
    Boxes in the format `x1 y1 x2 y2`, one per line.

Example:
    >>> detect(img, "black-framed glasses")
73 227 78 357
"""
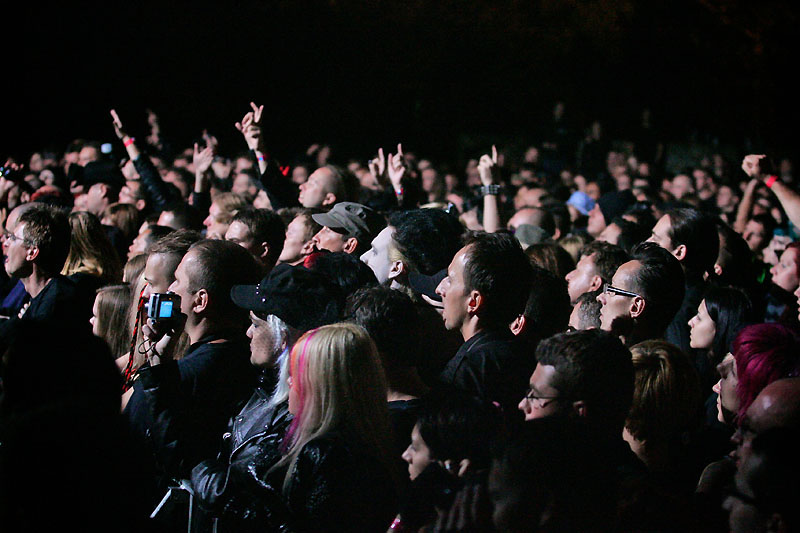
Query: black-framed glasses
602 283 641 299
523 388 562 409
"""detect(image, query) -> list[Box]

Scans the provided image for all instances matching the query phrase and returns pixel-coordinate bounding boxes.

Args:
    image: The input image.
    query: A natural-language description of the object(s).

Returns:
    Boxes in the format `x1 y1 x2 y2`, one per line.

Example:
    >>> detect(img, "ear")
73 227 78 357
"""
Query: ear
300 239 316 255
467 290 482 316
26 246 40 262
387 260 406 281
322 192 337 206
510 314 526 336
258 242 270 261
342 238 359 254
99 183 110 199
572 400 587 418
588 274 603 293
552 228 561 241
672 243 687 261
629 295 646 319
193 288 209 314
135 199 147 212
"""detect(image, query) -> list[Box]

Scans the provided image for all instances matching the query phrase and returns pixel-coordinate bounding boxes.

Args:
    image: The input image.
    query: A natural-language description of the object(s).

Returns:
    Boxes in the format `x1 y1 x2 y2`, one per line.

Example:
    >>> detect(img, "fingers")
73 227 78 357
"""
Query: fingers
234 121 243 132
492 144 498 163
110 109 122 127
378 147 385 162
397 143 403 157
194 142 200 156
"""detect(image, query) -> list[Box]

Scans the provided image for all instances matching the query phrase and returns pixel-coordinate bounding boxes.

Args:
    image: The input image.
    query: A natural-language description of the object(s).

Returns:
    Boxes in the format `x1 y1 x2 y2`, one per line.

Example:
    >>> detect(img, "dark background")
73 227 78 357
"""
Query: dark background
5 0 798 164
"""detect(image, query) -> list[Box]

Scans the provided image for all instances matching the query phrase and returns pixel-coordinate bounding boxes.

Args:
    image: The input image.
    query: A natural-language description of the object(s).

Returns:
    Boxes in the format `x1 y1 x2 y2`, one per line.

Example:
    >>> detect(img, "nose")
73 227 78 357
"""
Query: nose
596 292 606 305
518 397 528 413
203 215 212 228
712 380 721 394
401 446 412 464
435 278 447 297
688 315 696 328
246 324 254 339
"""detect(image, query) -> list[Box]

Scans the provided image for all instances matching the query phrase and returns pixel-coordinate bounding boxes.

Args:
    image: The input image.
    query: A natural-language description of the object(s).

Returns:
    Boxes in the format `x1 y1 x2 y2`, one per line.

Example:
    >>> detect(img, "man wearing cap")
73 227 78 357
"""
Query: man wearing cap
310 201 385 256
190 266 343 528
82 160 125 218
586 189 636 238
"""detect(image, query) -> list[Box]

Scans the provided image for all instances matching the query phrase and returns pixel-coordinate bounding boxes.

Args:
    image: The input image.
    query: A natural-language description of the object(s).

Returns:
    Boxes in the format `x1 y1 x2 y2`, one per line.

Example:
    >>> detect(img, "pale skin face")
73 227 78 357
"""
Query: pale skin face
743 220 769 254
360 226 395 284
279 215 313 264
311 226 347 253
298 167 336 208
688 299 716 350
225 221 265 261
646 214 676 254
90 296 101 336
712 353 739 424
2 222 33 279
770 248 800 293
203 202 229 240
518 363 564 422
435 246 472 333
565 252 600 304
167 250 199 319
246 312 283 367
596 223 622 245
596 261 640 334
401 423 434 481
586 204 606 237
143 253 175 300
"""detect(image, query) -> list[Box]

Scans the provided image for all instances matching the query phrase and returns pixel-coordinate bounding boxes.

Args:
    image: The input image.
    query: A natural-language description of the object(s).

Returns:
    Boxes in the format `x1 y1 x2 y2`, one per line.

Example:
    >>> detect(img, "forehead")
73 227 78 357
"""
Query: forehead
653 214 672 234
612 260 640 287
779 247 798 262
372 226 395 248
226 220 251 240
531 363 558 390
449 245 471 274
309 167 333 185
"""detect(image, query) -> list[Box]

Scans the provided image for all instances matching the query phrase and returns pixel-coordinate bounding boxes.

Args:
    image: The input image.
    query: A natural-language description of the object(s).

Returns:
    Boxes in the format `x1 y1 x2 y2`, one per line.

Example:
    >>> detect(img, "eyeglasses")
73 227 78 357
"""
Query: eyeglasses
523 388 562 409
602 283 641 299
2 230 31 246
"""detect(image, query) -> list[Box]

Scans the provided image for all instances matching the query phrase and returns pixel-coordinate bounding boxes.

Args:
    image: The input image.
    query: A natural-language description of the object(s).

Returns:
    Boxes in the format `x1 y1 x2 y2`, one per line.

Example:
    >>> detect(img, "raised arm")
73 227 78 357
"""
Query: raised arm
743 154 800 229
478 145 501 233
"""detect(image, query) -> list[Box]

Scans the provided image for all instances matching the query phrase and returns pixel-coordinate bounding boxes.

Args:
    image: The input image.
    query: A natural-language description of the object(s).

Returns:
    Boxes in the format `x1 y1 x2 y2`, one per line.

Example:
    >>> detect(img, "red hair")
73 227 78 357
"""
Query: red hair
733 323 800 421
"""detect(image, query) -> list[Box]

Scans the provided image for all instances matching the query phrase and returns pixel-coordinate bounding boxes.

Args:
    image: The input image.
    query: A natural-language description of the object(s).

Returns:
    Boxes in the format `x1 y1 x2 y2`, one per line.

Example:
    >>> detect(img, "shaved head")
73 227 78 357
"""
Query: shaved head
748 378 800 433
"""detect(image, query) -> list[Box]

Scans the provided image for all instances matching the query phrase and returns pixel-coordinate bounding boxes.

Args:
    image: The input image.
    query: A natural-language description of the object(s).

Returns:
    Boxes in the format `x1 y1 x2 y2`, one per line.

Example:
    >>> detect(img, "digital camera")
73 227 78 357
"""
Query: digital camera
145 293 181 321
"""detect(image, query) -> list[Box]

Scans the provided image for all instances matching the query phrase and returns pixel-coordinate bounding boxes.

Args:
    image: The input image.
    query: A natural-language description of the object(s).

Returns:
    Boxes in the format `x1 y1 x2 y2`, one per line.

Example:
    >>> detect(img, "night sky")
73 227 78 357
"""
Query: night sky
5 0 799 163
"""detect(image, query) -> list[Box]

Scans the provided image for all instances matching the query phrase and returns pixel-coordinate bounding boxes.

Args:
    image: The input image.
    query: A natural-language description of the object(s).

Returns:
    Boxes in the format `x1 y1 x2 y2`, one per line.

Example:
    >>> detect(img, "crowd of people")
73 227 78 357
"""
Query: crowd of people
1 101 800 532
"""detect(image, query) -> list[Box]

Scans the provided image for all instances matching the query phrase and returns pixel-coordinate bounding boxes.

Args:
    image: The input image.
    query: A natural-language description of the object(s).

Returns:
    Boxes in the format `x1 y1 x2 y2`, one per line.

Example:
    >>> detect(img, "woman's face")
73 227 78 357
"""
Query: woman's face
712 353 739 424
770 248 800 292
401 423 434 481
688 300 716 350
90 295 101 336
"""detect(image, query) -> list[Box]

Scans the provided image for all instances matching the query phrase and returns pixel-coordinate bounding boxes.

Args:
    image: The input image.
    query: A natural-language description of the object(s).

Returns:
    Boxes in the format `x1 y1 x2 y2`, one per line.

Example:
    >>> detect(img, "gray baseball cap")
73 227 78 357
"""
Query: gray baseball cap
311 202 385 243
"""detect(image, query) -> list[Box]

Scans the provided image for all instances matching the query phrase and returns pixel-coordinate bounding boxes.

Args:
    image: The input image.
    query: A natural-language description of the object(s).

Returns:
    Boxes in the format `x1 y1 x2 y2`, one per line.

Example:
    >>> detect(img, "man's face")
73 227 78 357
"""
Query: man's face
143 253 175 300
743 220 769 253
770 248 800 293
401 423 434 481
518 363 565 421
203 202 229 240
311 226 347 253
86 183 106 215
2 222 33 279
225 220 262 260
78 146 99 166
586 204 606 237
513 186 547 210
298 167 335 208
646 214 675 253
167 250 198 319
596 260 639 333
246 312 283 367
565 253 599 304
119 180 142 206
360 226 395 284
435 246 472 332
232 174 254 197
128 229 151 259
596 223 622 245
279 215 312 264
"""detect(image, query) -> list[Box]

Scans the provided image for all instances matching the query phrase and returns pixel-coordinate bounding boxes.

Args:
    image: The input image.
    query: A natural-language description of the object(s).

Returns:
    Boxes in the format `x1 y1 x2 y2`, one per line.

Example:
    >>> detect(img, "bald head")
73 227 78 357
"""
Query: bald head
748 378 800 433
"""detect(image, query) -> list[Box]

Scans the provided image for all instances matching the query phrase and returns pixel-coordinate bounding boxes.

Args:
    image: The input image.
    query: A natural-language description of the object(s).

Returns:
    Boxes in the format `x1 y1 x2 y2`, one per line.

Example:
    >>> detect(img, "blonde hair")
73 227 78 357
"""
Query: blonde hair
273 323 393 492
123 253 147 284
212 192 247 225
94 284 132 358
61 211 122 283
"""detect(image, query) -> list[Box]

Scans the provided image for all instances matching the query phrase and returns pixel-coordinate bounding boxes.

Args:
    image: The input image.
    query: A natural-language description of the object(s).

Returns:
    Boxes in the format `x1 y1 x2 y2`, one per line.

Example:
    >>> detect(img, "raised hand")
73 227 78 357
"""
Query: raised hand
387 143 406 191
368 147 386 181
742 154 767 179
193 141 216 176
145 108 161 146
235 107 263 151
477 145 499 186
110 109 128 139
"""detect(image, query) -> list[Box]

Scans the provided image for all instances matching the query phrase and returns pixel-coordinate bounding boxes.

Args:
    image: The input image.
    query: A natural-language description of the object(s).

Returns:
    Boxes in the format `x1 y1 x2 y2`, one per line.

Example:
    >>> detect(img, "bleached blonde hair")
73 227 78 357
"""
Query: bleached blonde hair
272 322 393 492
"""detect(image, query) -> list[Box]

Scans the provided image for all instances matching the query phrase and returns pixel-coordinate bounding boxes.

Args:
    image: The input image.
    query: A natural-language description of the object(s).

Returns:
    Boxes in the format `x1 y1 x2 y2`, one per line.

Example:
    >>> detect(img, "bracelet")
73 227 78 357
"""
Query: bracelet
257 153 266 162
123 137 135 147
765 175 778 189
394 187 404 197
480 184 500 196
389 517 404 531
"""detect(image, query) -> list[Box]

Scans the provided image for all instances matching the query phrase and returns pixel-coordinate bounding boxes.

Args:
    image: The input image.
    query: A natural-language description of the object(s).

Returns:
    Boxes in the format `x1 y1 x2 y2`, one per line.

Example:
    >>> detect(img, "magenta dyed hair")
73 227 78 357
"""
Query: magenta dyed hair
282 328 319 450
733 323 800 421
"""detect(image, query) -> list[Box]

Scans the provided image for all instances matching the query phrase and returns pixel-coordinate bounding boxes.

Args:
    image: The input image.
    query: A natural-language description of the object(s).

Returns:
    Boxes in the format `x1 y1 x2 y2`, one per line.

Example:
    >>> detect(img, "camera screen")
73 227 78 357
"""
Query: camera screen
159 301 173 317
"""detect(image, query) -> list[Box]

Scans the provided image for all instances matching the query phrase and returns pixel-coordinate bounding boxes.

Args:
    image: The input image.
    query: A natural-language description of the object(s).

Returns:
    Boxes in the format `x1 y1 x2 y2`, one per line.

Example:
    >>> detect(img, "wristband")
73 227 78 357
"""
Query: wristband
765 175 778 189
394 187 404 197
480 184 500 196
257 153 266 162
123 137 135 147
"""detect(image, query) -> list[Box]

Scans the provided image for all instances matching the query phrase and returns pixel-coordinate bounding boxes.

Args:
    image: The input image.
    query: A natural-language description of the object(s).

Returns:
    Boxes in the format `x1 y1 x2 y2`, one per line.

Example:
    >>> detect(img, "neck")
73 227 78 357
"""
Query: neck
186 317 239 345
22 271 54 299
386 366 429 402
460 317 484 342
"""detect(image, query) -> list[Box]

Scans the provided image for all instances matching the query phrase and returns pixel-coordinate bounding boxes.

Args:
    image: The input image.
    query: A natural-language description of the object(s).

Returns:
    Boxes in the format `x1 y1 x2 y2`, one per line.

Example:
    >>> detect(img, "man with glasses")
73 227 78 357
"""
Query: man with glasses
596 242 685 346
0 204 87 345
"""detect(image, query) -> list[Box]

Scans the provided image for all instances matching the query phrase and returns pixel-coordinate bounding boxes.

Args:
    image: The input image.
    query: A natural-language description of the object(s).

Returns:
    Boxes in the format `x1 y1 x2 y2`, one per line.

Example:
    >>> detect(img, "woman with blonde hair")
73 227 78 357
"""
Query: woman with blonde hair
261 323 398 532
102 202 141 244
90 284 132 359
62 211 123 284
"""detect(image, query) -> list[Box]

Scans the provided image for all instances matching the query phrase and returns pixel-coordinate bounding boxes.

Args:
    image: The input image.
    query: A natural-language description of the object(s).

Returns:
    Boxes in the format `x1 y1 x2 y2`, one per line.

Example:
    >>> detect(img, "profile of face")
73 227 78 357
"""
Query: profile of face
203 202 229 240
596 223 622 245
586 204 606 237
518 363 564 422
565 253 599 304
596 261 639 334
2 222 33 279
246 312 284 367
688 299 716 350
360 226 395 284
742 220 769 253
225 220 263 261
646 214 675 253
143 252 175 301
90 295 101 336
770 247 800 293
167 249 199 320
279 215 313 264
712 353 739 425
435 246 472 332
298 167 335 208
401 423 434 481
311 226 347 253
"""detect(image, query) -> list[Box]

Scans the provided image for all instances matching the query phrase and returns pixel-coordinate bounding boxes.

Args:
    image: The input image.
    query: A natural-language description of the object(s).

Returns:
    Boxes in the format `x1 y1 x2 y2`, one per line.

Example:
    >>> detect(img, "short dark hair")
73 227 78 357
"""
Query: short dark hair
579 241 629 285
463 232 534 328
714 220 758 290
277 207 324 240
18 204 71 275
149 229 202 259
536 329 634 432
306 251 378 298
346 285 422 369
665 208 719 276
186 239 262 317
628 241 686 335
231 207 286 269
612 216 650 254
749 213 777 239
389 209 464 275
525 243 576 280
522 266 571 342
574 292 602 330
325 164 360 203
